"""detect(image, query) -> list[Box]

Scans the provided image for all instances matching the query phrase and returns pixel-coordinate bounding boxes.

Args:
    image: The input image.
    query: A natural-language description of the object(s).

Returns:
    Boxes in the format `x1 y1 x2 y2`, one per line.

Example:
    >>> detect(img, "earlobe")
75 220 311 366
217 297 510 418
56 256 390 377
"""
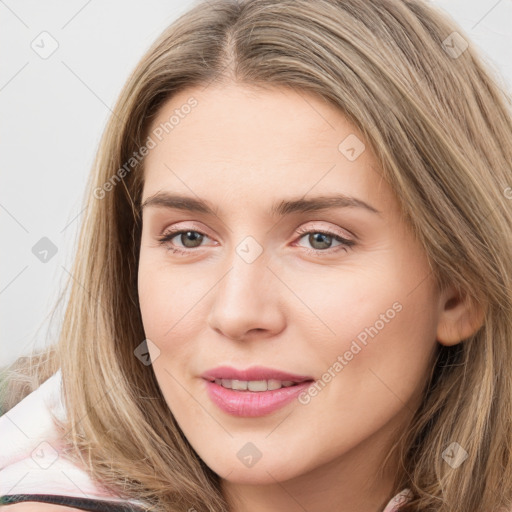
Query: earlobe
436 286 487 346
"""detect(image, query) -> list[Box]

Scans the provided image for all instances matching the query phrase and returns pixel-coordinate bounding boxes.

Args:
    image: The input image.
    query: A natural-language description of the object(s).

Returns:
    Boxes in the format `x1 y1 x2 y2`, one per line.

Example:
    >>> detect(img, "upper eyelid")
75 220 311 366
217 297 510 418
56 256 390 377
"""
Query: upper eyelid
160 222 214 239
158 223 355 245
149 205 361 238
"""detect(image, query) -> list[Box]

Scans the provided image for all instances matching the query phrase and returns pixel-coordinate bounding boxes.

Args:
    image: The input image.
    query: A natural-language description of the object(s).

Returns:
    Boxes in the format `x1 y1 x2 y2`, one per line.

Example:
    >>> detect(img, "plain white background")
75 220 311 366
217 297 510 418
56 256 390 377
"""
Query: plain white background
1 0 511 367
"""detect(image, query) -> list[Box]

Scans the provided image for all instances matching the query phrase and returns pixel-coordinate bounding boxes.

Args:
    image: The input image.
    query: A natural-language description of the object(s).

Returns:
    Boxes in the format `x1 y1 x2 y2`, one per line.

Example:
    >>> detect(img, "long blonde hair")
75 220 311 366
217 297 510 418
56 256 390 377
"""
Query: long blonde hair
4 1 512 510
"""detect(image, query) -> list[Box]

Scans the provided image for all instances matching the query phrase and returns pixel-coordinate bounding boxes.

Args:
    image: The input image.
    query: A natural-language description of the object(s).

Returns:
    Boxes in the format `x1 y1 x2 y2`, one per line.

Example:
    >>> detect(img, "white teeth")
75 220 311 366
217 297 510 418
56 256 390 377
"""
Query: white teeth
248 380 267 392
267 379 282 390
213 379 298 391
231 379 248 391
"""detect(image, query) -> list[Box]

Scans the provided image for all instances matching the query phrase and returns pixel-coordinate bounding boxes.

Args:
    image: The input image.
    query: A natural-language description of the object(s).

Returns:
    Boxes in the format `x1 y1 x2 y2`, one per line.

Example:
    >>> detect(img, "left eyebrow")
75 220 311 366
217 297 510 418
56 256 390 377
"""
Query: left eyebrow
140 192 381 217
271 194 381 216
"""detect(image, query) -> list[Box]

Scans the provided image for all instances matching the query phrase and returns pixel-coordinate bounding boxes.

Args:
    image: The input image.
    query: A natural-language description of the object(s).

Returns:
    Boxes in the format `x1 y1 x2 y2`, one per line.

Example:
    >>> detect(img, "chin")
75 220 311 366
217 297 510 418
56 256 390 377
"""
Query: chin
201 450 310 484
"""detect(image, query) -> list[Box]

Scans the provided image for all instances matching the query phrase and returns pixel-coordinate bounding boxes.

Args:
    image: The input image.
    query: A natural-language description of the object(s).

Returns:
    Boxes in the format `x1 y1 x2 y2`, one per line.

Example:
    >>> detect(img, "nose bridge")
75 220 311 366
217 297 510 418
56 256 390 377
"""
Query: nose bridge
207 235 284 340
216 238 271 311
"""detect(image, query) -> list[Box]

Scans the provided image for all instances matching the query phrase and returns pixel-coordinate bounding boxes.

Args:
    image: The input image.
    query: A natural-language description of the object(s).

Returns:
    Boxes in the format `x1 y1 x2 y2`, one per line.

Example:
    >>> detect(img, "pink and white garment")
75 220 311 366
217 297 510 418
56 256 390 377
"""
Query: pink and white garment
0 371 412 511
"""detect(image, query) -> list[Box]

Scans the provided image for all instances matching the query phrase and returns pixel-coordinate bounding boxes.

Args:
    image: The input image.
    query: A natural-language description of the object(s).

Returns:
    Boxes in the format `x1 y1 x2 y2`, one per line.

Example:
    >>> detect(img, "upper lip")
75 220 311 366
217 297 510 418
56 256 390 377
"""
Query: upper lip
201 365 314 383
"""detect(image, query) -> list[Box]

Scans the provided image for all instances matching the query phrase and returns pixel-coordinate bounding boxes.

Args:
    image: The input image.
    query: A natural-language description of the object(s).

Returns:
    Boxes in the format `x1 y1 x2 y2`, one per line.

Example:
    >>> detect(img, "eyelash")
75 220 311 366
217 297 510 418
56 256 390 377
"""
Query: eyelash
156 225 355 257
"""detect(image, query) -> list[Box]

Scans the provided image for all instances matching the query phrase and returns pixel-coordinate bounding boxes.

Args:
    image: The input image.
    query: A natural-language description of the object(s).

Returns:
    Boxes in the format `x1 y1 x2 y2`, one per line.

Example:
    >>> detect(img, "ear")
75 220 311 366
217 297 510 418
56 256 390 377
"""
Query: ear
436 284 486 346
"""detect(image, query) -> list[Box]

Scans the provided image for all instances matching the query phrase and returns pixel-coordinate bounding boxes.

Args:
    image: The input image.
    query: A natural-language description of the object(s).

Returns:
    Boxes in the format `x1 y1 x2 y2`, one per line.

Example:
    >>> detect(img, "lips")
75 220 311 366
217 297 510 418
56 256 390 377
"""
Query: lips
201 366 315 417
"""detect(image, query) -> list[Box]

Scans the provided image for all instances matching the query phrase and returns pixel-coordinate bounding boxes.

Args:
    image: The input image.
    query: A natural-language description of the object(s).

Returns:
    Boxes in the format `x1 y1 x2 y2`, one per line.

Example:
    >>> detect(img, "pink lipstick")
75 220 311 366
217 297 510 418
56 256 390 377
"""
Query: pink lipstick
201 366 314 417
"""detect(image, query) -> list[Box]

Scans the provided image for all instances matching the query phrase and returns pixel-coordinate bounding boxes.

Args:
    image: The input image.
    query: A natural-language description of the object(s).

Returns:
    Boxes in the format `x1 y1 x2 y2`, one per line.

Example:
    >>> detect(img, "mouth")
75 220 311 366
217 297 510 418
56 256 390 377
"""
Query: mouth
201 366 315 417
206 378 304 391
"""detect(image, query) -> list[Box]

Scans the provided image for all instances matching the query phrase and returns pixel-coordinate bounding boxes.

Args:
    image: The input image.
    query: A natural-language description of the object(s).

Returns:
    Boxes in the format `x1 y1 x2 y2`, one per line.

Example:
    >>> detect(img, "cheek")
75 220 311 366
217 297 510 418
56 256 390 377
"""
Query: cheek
137 261 202 413
138 263 173 341
137 255 219 396
290 254 440 403
307 286 438 422
138 255 203 341
284 261 406 354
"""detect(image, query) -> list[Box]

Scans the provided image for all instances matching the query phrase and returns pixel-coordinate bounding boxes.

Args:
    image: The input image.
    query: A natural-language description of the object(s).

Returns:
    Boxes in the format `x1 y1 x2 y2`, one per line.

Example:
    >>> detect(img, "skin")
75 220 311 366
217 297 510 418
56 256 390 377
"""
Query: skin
136 83 482 512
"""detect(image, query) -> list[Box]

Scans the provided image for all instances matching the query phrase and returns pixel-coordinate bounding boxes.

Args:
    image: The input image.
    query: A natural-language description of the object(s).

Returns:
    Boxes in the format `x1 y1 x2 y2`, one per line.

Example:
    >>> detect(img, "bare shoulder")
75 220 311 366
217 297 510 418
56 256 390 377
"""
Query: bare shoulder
1 503 84 511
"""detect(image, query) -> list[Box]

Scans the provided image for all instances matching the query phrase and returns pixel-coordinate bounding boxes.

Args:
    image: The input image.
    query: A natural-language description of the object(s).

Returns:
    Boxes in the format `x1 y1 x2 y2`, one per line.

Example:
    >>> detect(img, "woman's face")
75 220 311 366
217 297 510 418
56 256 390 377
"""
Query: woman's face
138 83 442 488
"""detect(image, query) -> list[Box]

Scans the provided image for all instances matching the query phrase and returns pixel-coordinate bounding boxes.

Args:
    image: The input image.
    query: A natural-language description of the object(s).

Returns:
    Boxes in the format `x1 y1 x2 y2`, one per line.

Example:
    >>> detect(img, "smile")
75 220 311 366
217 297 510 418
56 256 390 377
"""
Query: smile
211 378 296 391
200 366 315 417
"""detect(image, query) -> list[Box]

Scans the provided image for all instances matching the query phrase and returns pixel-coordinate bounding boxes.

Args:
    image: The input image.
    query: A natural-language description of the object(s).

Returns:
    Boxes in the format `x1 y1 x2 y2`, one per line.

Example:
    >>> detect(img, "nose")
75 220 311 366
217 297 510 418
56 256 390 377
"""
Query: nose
207 249 286 342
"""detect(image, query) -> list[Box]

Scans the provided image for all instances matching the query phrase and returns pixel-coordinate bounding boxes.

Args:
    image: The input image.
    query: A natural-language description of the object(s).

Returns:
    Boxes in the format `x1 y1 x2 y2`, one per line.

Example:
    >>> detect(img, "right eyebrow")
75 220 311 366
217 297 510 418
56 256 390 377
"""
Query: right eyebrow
140 193 219 215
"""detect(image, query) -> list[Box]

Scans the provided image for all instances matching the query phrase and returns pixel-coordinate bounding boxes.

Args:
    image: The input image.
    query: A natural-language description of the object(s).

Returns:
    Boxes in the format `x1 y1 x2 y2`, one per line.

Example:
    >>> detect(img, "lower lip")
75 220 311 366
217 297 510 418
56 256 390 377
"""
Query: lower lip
204 380 313 417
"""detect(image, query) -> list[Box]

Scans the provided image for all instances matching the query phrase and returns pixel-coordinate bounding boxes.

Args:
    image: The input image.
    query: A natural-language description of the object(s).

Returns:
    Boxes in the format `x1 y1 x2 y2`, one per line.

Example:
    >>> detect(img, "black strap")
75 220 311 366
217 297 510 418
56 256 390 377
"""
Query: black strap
0 494 148 511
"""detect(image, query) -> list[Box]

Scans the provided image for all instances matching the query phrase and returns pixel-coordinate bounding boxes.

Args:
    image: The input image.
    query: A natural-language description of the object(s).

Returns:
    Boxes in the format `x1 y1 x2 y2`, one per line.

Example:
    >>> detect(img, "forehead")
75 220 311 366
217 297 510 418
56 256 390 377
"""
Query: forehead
141 83 390 212
146 83 363 161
